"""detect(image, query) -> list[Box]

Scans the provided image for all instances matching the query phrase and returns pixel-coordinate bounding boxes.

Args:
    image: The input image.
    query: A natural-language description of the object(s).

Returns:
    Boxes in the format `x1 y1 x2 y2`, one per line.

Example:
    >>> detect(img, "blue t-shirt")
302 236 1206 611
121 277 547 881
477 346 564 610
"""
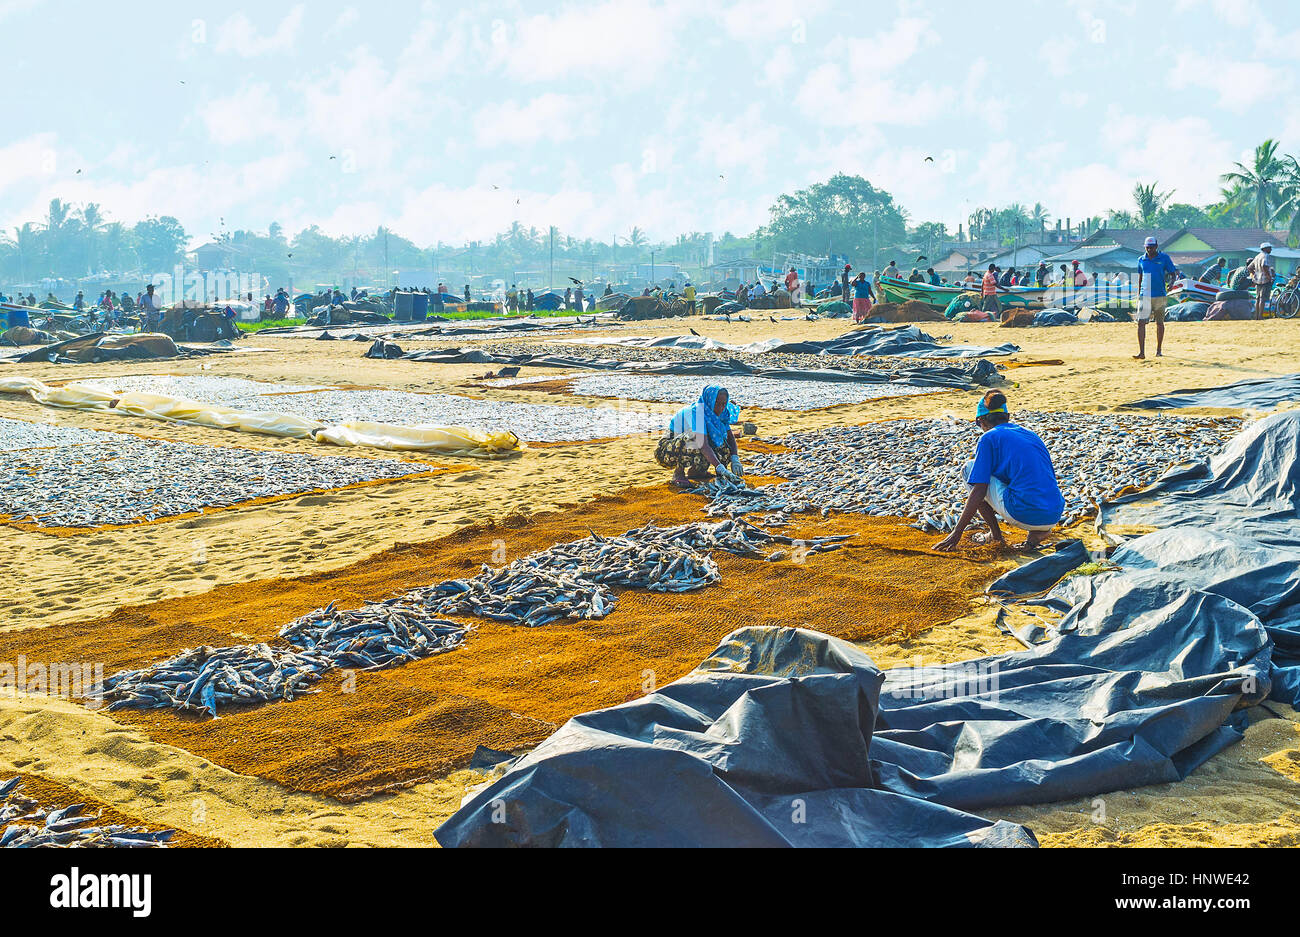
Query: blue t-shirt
1136 251 1179 298
968 423 1064 527
852 279 872 299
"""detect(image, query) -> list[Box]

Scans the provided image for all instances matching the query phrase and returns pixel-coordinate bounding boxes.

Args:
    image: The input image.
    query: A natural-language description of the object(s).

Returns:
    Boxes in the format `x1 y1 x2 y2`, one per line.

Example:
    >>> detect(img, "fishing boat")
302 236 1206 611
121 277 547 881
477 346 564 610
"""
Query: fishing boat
877 276 1047 310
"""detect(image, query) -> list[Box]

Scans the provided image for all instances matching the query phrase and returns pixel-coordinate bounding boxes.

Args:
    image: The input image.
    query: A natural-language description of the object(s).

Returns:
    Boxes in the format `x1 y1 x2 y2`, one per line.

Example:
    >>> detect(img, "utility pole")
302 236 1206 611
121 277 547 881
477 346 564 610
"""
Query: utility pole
873 214 879 273
651 249 656 285
549 227 555 289
384 230 390 289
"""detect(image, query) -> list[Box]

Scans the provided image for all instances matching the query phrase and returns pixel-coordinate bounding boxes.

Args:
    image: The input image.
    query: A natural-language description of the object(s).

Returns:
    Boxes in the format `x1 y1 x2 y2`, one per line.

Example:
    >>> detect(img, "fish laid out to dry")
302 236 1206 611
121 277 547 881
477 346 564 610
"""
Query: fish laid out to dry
0 777 174 848
696 411 1243 531
0 417 439 529
98 520 849 719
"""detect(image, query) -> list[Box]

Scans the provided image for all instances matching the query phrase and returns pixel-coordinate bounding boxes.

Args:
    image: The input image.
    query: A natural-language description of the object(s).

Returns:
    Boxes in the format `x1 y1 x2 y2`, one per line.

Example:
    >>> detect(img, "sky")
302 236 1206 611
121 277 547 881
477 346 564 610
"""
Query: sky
1 0 1296 248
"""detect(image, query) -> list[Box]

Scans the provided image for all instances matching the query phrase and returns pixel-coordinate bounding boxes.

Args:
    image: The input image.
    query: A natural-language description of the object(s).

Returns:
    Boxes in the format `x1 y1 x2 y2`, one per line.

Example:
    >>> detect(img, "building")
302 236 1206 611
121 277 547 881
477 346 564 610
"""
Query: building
1047 227 1297 277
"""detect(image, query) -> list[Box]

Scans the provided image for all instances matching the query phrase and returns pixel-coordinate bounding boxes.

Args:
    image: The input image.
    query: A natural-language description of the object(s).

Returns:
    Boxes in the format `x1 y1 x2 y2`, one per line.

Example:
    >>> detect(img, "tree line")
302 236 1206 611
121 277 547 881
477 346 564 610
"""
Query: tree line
5 139 1297 287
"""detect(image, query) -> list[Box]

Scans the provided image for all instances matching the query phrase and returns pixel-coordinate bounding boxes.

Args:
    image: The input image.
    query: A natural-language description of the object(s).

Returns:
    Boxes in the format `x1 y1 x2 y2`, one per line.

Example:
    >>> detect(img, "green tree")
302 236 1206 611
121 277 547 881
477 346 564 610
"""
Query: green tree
1154 202 1213 229
133 216 188 273
1132 182 1174 227
1220 139 1285 228
765 173 906 264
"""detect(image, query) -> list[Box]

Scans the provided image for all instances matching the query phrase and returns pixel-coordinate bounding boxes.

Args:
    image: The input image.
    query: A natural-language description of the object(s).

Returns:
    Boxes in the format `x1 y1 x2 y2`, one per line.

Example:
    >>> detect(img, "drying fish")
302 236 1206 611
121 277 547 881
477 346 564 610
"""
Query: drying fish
0 777 174 848
691 412 1243 532
0 417 439 529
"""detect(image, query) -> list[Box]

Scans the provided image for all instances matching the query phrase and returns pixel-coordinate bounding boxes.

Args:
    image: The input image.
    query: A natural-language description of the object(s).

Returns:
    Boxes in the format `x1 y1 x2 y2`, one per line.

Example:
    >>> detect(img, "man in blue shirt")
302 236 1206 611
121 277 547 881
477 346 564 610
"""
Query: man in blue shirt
1135 236 1180 359
933 391 1065 552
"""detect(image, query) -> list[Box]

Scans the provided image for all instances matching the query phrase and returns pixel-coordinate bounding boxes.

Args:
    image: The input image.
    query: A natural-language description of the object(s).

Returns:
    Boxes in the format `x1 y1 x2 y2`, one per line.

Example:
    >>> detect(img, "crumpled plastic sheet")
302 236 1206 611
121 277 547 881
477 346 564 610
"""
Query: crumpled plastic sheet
436 592 1266 847
997 411 1300 701
393 347 1003 389
1124 372 1300 411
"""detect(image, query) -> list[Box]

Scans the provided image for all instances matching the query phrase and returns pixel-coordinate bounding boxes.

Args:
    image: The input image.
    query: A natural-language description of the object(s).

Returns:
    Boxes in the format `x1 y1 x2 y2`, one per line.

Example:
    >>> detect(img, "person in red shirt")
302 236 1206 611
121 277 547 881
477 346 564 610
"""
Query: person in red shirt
981 263 1001 316
784 267 798 292
1072 261 1088 288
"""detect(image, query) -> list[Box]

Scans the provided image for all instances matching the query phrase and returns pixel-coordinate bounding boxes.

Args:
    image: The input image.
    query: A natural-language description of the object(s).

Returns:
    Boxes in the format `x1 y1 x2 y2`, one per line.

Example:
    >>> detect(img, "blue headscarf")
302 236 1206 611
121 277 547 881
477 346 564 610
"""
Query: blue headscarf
700 385 739 447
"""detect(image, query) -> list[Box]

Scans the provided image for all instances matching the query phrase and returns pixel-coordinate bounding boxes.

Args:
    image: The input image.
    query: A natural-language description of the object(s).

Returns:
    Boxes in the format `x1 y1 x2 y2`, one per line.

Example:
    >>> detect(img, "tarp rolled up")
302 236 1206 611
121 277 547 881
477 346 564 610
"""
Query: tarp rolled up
0 376 523 458
315 421 520 458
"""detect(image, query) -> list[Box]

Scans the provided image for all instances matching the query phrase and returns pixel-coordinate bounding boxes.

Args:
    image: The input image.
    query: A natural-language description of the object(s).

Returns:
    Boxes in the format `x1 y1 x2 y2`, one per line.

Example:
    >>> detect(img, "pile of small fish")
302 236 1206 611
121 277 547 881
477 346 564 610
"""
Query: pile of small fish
0 417 105 451
0 777 174 848
70 376 668 443
554 373 937 410
100 602 468 719
99 520 847 718
703 412 1244 531
0 423 439 529
279 599 467 667
100 643 333 716
415 518 851 626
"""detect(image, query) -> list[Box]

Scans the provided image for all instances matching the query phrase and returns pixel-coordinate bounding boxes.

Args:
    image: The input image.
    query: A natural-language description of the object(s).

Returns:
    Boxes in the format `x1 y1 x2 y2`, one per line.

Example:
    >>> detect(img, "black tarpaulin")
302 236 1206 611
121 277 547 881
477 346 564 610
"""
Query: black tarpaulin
435 627 1036 848
764 325 1019 359
392 347 1002 389
436 597 1266 846
1124 372 1300 410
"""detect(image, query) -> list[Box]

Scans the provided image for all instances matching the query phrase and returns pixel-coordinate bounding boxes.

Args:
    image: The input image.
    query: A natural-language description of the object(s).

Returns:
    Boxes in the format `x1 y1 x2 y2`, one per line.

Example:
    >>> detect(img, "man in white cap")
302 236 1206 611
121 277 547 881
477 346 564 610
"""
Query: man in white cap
1248 242 1276 319
1134 236 1180 359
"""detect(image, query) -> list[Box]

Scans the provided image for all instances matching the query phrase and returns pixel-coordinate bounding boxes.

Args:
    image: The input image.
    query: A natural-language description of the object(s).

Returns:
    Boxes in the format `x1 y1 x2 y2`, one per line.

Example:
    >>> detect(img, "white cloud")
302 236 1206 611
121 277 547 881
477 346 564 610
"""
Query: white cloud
215 5 306 57
201 85 284 145
1167 51 1283 108
475 94 594 146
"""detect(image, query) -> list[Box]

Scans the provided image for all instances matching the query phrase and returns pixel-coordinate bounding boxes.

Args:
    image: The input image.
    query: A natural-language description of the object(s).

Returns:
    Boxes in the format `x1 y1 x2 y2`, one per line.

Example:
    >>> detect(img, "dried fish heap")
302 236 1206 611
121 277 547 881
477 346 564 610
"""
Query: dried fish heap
703 412 1243 531
0 777 174 848
416 518 852 626
556 373 937 410
101 601 468 719
0 417 440 529
71 376 669 443
99 521 848 718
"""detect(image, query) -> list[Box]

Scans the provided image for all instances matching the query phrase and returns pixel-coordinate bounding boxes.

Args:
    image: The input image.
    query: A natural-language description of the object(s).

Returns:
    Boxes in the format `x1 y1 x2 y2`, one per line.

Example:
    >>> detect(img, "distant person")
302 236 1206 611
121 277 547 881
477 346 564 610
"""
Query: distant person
140 284 162 331
999 267 1015 288
684 281 696 314
464 284 471 303
506 284 518 313
884 260 902 279
927 267 940 285
564 286 573 310
574 284 584 313
1135 236 1180 359
963 271 978 289
908 267 925 283
1072 260 1088 287
841 264 852 302
1199 256 1227 284
73 290 85 310
526 288 535 311
933 390 1064 553
851 272 875 323
1035 261 1048 287
273 288 290 317
604 284 613 296
784 267 798 293
981 264 1001 317
1249 242 1276 319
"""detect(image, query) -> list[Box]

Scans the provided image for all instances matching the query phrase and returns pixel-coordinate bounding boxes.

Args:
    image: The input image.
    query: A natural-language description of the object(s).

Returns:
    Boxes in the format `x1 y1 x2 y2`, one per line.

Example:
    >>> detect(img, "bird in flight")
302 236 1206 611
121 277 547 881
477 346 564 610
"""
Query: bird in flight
924 156 934 162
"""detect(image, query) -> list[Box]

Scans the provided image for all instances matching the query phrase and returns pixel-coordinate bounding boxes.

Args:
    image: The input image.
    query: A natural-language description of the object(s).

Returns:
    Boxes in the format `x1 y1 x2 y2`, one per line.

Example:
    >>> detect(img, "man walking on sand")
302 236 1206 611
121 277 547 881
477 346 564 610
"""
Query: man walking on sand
1135 236 1180 359
1249 242 1276 320
981 263 1001 318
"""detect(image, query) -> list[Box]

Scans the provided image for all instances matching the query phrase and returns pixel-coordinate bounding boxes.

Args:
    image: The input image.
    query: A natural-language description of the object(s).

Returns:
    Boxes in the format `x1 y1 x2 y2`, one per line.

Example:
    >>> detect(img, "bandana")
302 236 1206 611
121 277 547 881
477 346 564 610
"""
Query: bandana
975 398 1008 420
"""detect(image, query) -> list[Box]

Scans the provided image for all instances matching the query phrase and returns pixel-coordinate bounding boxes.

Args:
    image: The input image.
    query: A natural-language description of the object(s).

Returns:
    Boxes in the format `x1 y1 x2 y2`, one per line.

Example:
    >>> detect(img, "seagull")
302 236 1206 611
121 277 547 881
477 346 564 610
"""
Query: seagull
329 155 337 160
924 155 934 163
491 184 499 190
75 169 81 174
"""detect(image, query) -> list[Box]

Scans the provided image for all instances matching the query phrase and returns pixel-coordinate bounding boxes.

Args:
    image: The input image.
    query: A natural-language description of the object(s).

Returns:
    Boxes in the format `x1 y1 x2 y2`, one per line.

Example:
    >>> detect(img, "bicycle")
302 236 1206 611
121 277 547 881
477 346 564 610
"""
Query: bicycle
1273 275 1300 319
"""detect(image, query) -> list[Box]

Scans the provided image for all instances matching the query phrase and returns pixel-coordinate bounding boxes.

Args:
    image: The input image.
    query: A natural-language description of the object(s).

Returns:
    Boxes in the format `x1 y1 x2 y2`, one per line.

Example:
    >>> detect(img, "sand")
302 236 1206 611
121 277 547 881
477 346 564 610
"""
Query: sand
2 314 1299 846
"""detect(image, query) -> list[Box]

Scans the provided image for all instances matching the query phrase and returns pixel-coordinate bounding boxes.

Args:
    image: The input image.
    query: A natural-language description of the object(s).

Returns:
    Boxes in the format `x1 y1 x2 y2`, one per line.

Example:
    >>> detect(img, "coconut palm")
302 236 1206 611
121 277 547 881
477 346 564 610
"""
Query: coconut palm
1133 183 1174 227
628 226 648 249
1267 153 1300 243
1221 139 1286 229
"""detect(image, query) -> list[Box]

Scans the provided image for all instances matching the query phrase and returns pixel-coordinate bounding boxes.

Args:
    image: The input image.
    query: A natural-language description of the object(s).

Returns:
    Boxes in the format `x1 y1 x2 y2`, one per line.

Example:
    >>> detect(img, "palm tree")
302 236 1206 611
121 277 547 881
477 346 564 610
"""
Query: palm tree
1133 183 1174 227
628 226 647 249
1221 139 1286 229
1269 154 1300 243
1030 203 1051 238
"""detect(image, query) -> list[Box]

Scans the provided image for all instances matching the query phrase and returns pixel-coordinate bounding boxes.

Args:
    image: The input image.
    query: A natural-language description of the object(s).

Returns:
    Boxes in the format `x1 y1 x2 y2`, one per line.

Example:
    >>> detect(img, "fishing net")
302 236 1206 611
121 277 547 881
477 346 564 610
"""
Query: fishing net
0 484 1005 801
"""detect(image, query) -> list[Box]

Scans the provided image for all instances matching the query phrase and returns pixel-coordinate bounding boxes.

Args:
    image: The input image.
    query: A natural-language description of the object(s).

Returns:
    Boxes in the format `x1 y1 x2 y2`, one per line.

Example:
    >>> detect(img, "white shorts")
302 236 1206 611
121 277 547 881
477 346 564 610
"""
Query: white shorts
962 460 1058 532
